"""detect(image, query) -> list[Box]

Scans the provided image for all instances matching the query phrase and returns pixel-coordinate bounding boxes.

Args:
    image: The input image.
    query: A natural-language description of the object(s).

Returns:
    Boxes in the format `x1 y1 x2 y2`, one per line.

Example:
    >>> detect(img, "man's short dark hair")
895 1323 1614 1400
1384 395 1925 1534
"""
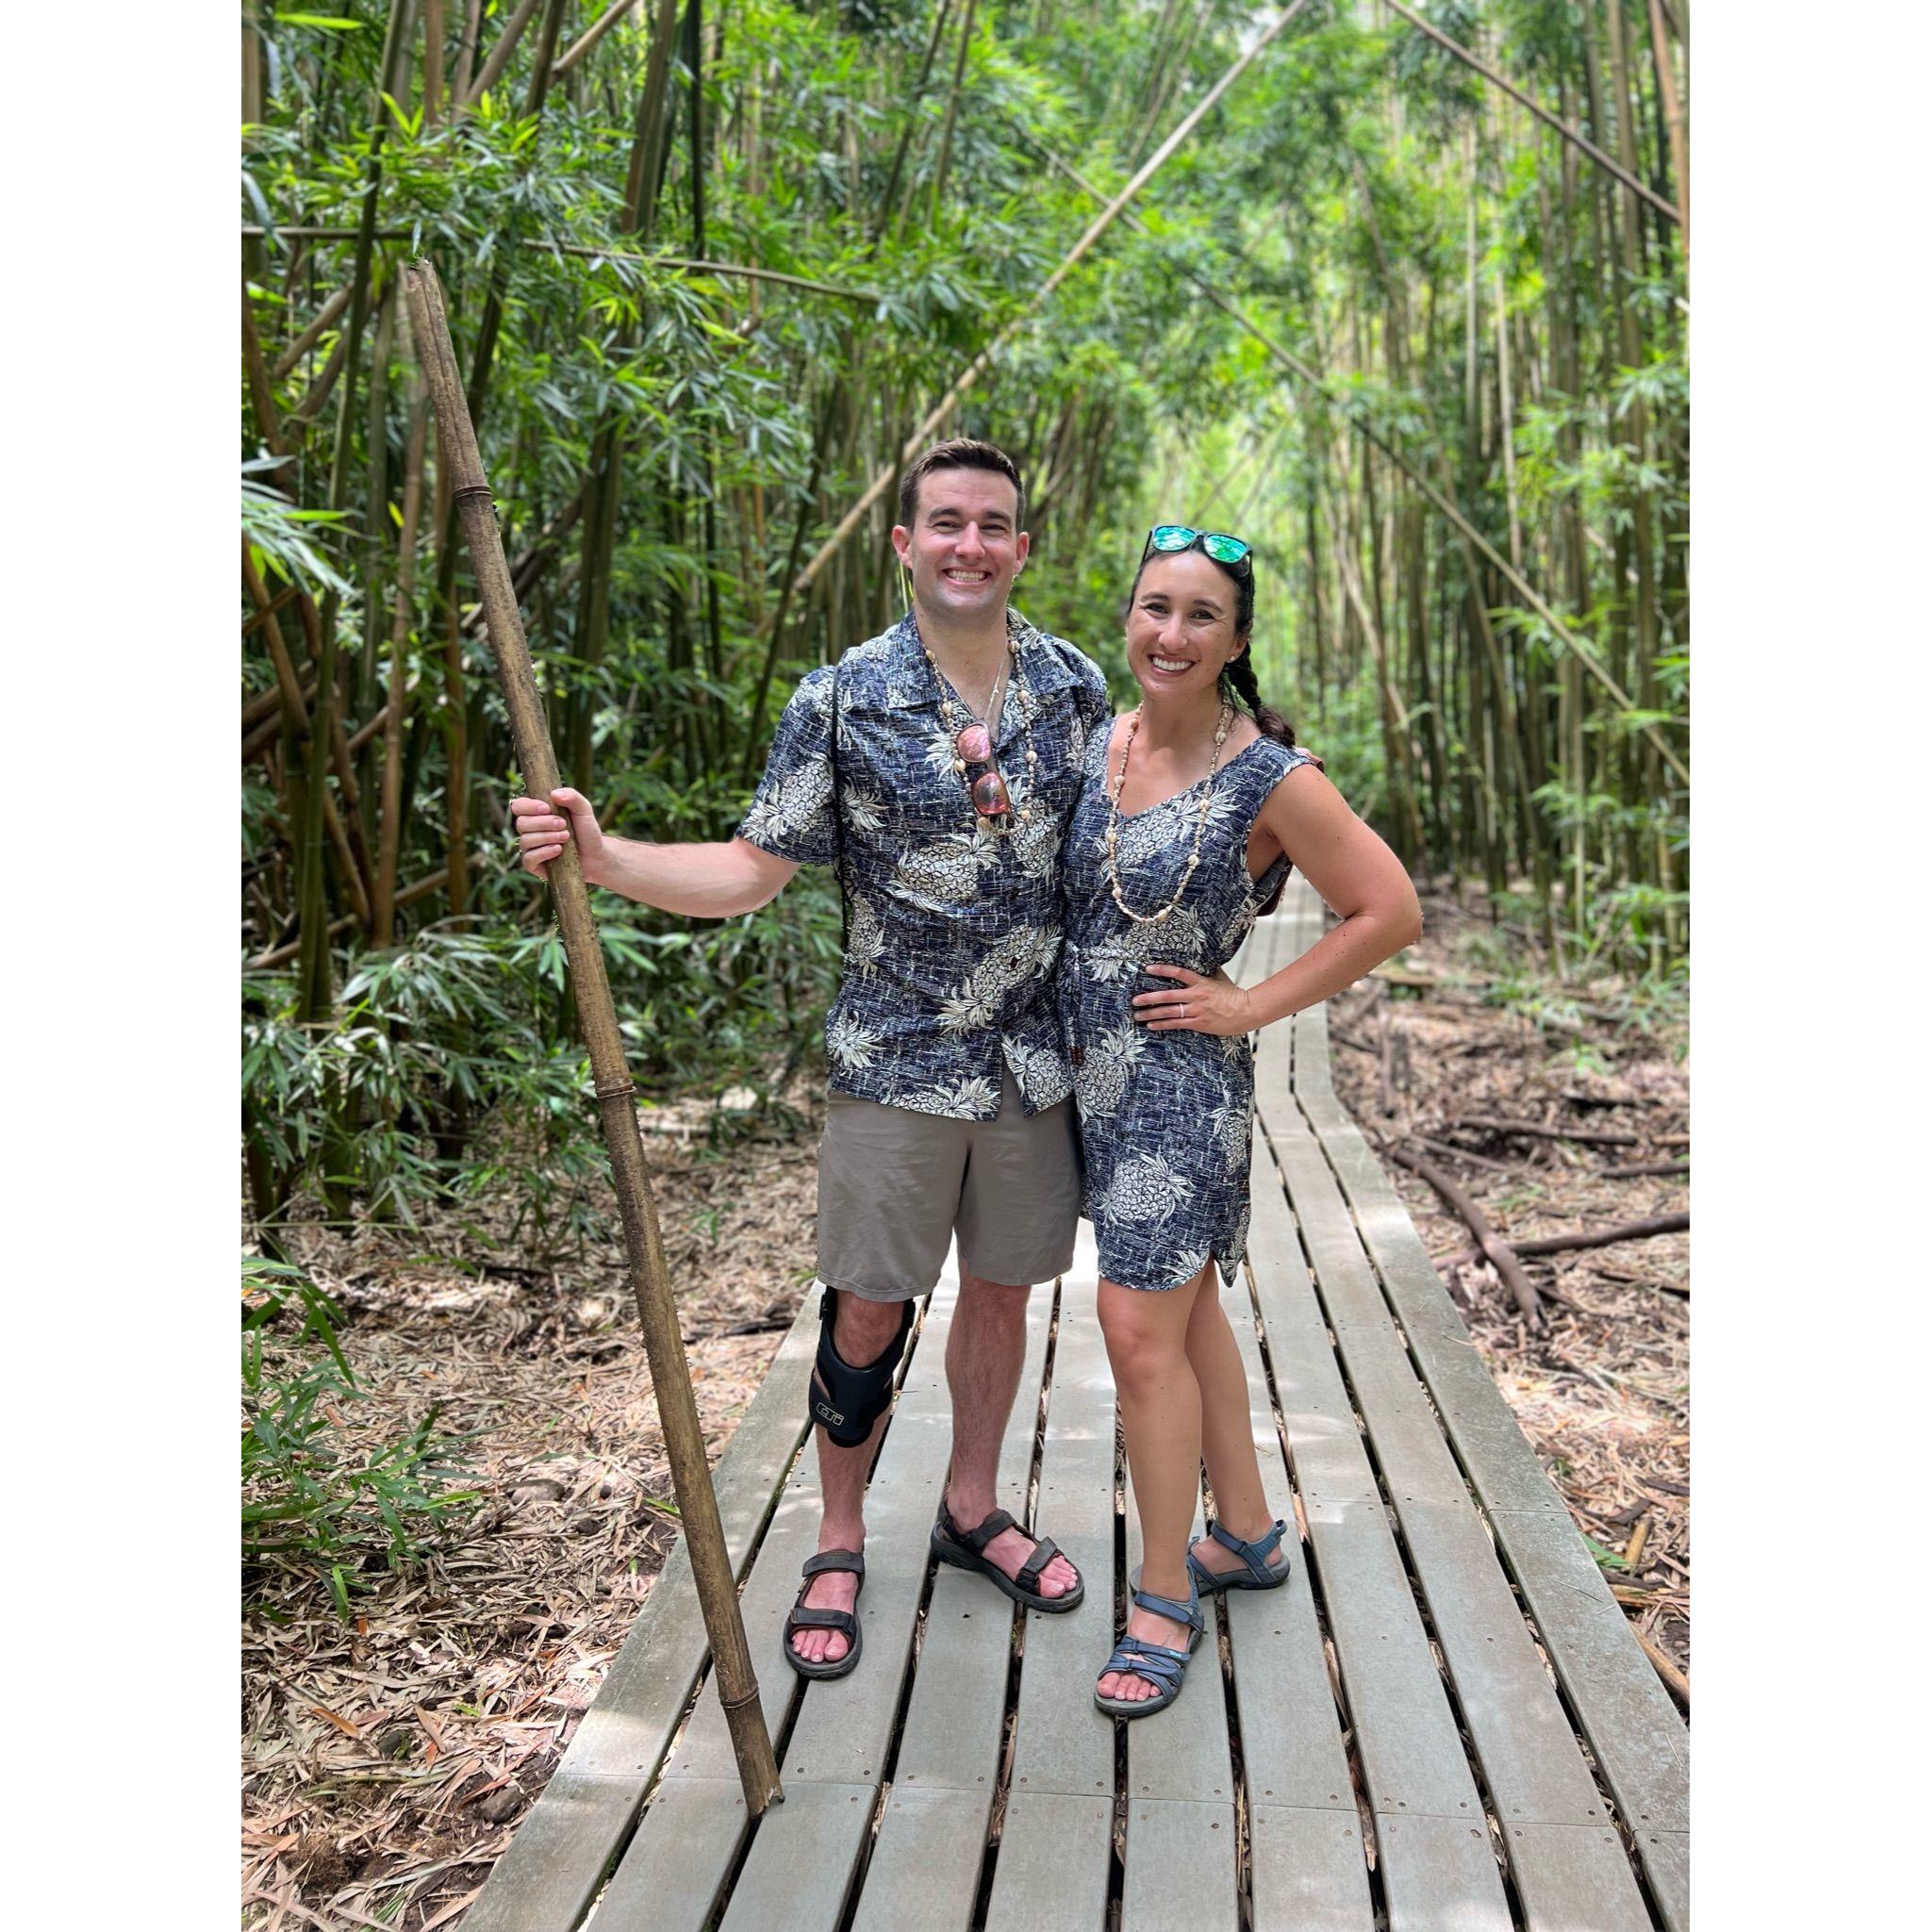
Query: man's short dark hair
898 438 1027 532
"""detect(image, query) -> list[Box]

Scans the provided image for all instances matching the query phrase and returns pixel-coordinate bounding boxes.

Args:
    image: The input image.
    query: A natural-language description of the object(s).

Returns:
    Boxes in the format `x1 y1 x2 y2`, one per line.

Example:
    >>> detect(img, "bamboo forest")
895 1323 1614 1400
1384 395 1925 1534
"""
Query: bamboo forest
240 6 1691 1926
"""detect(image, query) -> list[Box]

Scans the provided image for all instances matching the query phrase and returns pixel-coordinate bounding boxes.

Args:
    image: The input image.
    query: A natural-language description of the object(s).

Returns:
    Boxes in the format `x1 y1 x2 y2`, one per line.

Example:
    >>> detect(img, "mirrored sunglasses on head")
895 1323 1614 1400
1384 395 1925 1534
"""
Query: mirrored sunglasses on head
1143 523 1253 572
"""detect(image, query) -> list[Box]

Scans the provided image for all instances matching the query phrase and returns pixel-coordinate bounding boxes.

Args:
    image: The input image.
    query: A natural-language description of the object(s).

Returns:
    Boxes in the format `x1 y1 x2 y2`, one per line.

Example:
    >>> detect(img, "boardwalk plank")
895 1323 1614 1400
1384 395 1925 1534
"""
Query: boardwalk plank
1247 1805 1376 1932
1218 1269 1375 1929
1259 1102 1650 1925
851 1786 990 1932
1245 1140 1502 1869
1275 882 1689 1914
1219 1266 1361 1822
1122 1797 1238 1932
850 1284 1053 1913
1376 1813 1513 1932
459 1296 817 1932
983 1792 1114 1932
580 1778 744 1932
1005 1236 1117 1807
716 1781 877 1932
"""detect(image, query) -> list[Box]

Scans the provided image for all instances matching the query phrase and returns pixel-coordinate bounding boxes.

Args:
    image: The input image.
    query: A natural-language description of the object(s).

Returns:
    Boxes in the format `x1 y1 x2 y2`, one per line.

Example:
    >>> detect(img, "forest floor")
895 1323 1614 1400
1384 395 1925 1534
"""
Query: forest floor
240 888 1688 1932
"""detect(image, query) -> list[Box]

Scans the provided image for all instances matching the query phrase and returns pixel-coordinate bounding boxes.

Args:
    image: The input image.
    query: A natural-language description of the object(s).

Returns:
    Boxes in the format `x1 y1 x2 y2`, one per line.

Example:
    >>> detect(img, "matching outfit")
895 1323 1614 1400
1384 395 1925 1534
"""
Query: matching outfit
739 609 1315 1296
1061 728 1318 1292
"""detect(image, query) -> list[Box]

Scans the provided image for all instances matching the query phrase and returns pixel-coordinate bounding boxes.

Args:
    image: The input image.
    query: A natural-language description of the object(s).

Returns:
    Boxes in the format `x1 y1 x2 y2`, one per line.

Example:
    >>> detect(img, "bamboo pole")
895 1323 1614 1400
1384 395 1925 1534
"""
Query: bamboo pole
403 258 782 1817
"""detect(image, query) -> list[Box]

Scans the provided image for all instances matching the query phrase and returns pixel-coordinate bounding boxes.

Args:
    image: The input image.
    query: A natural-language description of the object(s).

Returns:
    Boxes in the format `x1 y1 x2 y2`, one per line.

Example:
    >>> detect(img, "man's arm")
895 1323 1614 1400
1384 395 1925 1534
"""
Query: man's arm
510 788 797 917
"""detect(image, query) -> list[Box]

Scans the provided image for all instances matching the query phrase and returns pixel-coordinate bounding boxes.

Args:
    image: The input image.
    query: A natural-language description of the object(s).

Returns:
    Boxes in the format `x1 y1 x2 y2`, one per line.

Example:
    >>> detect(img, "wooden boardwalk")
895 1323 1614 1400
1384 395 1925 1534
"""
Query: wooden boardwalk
463 883 1689 1932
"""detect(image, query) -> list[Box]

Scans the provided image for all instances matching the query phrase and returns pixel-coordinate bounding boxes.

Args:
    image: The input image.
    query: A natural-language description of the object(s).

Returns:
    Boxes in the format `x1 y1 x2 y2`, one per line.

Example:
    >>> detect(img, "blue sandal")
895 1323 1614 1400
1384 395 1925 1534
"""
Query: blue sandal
1187 1517 1293 1594
1095 1583 1204 1719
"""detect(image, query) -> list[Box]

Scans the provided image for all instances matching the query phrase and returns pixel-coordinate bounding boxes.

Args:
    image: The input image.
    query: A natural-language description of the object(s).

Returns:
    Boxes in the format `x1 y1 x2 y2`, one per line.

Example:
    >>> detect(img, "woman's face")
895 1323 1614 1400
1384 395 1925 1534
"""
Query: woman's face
1124 551 1247 702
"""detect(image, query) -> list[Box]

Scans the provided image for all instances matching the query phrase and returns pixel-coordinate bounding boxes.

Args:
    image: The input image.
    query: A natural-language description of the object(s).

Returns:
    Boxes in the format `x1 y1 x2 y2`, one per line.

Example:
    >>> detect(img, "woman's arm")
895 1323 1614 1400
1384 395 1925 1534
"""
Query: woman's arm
1135 764 1422 1033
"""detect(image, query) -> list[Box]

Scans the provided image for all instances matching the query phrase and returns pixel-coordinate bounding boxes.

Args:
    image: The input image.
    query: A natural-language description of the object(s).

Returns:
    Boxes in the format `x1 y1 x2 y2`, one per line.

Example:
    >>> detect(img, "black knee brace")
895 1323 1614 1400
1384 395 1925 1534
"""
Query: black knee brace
810 1288 915 1448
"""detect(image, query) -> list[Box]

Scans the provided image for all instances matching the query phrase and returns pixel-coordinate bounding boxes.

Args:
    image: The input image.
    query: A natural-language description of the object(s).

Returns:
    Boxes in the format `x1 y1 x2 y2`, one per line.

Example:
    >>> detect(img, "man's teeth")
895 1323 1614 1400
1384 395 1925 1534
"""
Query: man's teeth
944 570 989 581
1151 656 1192 672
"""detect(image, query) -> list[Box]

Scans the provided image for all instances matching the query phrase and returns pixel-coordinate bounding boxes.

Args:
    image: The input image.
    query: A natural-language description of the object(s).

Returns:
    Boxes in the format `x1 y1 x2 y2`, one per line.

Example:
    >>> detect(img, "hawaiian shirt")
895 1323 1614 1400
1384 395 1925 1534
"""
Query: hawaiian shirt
736 608 1112 1120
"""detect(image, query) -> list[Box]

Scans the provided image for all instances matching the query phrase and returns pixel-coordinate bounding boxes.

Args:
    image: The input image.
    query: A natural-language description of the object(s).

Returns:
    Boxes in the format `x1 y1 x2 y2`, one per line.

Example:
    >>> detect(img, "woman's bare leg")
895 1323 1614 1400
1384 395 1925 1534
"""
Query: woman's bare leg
1184 1268 1288 1581
1097 1263 1208 1702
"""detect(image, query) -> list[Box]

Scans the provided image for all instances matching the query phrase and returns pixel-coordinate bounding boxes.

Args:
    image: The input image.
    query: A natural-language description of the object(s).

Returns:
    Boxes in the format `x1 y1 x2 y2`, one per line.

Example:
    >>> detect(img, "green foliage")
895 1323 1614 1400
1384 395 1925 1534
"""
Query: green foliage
241 1258 478 1610
241 0 1689 1236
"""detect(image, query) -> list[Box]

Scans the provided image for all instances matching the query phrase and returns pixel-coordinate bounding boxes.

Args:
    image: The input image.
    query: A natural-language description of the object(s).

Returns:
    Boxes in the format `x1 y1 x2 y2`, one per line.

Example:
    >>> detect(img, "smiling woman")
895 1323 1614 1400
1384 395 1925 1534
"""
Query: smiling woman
1061 527 1423 1715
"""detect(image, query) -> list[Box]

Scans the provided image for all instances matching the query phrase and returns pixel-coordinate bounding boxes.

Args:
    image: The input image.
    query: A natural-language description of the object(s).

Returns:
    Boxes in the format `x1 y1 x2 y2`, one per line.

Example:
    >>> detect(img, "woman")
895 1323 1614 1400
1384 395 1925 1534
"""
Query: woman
1061 524 1422 1715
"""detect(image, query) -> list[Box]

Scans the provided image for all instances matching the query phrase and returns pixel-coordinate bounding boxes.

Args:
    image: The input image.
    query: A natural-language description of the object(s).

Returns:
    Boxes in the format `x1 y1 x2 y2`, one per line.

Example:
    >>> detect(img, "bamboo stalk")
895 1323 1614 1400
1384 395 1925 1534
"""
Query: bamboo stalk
553 0 637 80
246 871 447 971
404 257 781 1817
1631 1624 1690 1707
1017 129 1688 788
242 232 884 305
375 373 432 946
772 0 1313 628
463 0 541 106
1381 0 1680 226
272 283 353 384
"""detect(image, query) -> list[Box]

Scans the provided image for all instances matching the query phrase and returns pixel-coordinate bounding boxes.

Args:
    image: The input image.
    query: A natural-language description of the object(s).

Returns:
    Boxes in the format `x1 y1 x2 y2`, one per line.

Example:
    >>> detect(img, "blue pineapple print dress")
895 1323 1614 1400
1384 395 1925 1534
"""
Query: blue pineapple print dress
1060 721 1321 1292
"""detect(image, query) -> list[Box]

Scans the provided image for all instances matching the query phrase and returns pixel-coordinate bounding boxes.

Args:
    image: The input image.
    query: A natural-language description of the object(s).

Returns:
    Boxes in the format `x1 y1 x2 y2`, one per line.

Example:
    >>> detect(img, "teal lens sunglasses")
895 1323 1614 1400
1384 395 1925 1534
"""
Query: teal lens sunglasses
1143 523 1253 572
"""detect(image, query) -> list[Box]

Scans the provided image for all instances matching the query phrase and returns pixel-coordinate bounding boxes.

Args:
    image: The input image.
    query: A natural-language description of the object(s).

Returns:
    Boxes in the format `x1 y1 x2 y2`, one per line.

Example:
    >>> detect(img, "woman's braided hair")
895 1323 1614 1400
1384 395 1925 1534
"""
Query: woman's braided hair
1128 545 1303 914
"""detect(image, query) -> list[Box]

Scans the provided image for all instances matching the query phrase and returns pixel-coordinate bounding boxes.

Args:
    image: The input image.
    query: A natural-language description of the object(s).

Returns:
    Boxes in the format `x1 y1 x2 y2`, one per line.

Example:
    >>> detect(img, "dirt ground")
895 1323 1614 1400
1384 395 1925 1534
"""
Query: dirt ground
240 889 1687 1930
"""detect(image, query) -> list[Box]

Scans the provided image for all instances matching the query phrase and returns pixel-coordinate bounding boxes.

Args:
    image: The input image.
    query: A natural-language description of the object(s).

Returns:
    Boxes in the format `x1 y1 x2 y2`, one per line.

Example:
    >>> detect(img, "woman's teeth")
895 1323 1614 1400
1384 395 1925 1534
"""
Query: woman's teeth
1150 656 1193 673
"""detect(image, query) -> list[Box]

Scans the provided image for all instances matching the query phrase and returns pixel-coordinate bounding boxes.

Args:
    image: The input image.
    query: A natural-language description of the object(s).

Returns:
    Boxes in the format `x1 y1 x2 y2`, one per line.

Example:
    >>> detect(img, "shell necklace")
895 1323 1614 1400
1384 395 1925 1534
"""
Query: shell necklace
922 634 1037 832
1103 699 1234 925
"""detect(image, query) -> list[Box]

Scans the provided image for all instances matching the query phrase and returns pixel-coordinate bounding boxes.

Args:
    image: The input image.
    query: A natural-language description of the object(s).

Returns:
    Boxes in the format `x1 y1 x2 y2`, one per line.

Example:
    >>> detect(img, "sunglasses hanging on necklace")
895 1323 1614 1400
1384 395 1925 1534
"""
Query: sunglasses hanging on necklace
922 637 1034 832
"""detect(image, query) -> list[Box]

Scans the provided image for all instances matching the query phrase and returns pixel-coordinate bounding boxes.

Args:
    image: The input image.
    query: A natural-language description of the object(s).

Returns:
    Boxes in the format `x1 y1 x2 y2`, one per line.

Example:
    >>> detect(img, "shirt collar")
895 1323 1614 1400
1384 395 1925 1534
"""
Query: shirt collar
881 607 1078 710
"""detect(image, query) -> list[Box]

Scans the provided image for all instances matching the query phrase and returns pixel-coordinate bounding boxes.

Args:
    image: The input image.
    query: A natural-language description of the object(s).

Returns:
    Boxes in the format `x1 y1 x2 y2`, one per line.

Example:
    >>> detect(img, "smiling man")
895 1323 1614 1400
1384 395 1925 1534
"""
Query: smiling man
509 439 1109 1677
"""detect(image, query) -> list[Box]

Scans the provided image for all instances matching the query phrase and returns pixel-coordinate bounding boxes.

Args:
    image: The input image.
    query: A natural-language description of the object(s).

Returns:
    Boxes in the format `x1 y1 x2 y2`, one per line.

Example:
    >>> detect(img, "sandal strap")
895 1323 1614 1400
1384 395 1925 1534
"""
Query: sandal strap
1209 1517 1288 1583
801 1548 866 1579
1131 1585 1203 1633
786 1606 857 1635
1016 1536 1061 1588
948 1506 1016 1553
1101 1635 1188 1689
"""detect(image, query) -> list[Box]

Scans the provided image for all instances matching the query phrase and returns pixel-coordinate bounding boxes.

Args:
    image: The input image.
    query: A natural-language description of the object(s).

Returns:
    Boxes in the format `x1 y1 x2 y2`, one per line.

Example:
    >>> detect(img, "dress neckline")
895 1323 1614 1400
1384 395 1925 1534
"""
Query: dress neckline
1100 724 1272 822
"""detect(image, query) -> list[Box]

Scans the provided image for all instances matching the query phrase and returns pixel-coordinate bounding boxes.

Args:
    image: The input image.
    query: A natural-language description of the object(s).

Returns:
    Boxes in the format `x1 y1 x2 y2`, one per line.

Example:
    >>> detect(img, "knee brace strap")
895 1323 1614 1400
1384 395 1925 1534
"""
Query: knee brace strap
810 1288 915 1448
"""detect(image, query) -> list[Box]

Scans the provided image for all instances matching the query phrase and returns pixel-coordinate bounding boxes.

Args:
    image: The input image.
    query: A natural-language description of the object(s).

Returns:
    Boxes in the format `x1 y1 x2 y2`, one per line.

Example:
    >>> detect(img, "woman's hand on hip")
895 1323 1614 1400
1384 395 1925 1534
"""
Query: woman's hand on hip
1131 964 1256 1035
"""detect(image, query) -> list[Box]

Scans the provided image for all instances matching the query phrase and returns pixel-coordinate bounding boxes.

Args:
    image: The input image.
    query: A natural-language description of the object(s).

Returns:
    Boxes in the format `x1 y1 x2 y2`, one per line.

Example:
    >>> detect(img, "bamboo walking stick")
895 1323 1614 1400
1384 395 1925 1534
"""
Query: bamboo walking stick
402 258 783 1817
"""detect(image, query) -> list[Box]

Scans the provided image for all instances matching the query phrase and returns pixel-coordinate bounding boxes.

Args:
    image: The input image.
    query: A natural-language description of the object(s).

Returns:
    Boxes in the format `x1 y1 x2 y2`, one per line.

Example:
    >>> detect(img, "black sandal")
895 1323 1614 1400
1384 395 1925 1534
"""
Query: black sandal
783 1549 866 1679
931 1504 1085 1613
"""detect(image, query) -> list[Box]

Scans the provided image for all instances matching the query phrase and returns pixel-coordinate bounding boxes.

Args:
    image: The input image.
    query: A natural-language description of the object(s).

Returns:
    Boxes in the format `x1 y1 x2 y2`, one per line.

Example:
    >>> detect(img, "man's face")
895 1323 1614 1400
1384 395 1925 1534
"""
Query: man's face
891 468 1029 625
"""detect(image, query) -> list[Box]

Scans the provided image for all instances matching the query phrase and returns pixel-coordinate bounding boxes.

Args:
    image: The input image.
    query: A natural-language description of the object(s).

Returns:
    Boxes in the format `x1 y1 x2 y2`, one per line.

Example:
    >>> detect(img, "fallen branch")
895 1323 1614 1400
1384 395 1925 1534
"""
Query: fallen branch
1599 1158 1690 1180
1387 1145 1544 1328
1630 1624 1690 1709
1414 1132 1516 1176
1455 1115 1643 1148
1437 1212 1689 1281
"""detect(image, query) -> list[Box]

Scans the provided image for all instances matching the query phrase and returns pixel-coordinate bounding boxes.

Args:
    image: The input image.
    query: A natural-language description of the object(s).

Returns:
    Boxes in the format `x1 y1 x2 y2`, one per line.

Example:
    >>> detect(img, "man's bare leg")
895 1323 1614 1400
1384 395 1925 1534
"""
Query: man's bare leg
789 1291 914 1668
940 1272 1078 1598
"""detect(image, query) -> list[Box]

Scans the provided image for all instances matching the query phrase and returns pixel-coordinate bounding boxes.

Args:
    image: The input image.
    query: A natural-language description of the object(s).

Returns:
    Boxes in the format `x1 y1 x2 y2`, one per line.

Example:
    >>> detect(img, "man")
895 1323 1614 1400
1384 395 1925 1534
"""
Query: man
511 439 1107 1676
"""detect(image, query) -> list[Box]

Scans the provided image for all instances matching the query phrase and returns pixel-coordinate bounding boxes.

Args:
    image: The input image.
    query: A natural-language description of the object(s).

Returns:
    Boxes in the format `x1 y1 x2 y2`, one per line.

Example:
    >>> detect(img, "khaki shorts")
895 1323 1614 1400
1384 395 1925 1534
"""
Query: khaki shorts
817 1070 1082 1299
